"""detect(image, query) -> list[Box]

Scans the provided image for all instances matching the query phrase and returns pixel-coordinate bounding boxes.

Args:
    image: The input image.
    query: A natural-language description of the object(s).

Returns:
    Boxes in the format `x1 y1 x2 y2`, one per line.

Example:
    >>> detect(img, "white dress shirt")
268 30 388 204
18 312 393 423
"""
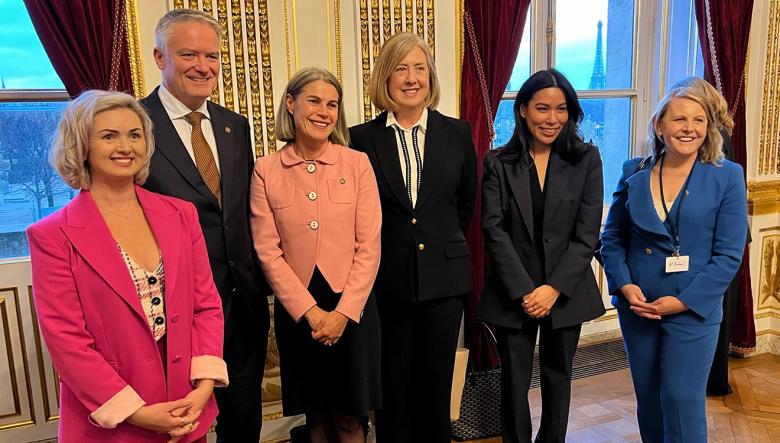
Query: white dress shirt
387 108 428 207
157 84 221 173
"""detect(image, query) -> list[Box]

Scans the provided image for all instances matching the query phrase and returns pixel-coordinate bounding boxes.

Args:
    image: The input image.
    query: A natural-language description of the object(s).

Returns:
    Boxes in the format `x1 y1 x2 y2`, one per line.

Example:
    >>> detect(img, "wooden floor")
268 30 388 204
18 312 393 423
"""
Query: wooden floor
456 353 780 443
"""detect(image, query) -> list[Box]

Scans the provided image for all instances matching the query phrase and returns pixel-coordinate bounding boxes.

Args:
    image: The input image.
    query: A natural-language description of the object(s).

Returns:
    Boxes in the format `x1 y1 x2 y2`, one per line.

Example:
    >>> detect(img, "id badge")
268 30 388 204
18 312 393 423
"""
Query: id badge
665 255 689 273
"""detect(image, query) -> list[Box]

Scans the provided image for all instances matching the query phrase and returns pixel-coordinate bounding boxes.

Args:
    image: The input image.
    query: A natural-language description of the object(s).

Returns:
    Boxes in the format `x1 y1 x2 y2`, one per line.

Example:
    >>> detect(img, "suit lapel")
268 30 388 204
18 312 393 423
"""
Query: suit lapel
505 159 534 239
209 102 234 210
143 88 221 211
626 168 675 243
543 151 574 226
372 112 413 211
61 192 148 324
135 187 181 301
415 110 444 210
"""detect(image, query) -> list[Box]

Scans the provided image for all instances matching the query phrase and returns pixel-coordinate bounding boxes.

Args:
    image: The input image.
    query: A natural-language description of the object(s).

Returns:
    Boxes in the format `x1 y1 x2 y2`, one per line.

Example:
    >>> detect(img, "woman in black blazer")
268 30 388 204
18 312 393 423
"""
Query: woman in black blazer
349 32 477 443
478 69 604 443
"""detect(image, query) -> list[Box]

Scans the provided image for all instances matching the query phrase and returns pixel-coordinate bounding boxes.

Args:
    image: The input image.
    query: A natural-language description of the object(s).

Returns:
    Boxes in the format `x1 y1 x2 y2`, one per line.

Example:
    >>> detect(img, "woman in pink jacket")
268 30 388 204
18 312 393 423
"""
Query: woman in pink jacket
251 67 382 443
27 90 227 442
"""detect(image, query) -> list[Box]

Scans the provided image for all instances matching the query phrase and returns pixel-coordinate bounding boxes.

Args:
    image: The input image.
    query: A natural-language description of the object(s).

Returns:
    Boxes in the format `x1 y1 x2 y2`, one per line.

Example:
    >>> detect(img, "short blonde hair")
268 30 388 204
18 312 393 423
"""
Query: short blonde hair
671 76 734 134
276 67 349 146
368 32 440 112
51 90 155 189
648 86 724 165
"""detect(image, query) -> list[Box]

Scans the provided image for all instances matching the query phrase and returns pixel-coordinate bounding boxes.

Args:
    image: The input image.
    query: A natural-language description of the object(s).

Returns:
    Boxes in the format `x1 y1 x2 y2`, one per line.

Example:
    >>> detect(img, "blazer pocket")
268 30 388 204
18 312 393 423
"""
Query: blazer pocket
268 180 295 209
327 178 355 204
444 240 470 259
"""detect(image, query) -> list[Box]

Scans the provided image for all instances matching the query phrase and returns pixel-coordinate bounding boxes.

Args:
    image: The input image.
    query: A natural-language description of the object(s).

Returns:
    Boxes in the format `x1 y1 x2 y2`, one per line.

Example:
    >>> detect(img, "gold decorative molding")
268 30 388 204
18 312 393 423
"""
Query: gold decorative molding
283 0 292 80
291 0 300 72
231 0 248 117
27 288 57 422
360 0 372 122
759 0 780 176
371 0 381 63
755 310 780 320
334 0 343 83
216 0 235 111
456 0 463 116
245 0 264 152
202 0 222 104
393 0 402 34
748 180 780 215
125 0 144 98
416 0 424 36
0 290 35 431
426 0 435 57
405 0 413 32
174 0 184 9
383 0 392 41
258 0 276 154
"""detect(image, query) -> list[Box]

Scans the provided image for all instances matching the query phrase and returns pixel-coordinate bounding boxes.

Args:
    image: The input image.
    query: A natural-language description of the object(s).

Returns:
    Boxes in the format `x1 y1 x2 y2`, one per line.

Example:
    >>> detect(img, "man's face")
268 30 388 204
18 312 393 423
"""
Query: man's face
153 21 220 110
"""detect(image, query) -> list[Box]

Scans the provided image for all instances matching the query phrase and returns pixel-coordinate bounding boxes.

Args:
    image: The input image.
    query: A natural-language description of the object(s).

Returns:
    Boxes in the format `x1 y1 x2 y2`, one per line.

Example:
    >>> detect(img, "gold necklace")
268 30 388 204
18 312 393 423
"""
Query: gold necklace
97 204 135 221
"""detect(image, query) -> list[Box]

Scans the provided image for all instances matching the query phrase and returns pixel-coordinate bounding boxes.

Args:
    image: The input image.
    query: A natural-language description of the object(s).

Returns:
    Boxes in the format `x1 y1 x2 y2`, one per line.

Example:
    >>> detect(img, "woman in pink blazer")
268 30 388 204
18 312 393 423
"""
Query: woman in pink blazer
27 90 227 442
251 67 381 443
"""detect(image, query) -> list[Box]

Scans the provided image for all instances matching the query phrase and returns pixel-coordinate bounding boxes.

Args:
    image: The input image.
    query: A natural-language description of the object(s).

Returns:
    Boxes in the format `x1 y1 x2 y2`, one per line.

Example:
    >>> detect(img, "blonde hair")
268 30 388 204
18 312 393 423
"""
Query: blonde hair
275 67 349 146
50 90 155 189
367 32 440 112
155 8 222 52
671 76 734 134
648 86 724 165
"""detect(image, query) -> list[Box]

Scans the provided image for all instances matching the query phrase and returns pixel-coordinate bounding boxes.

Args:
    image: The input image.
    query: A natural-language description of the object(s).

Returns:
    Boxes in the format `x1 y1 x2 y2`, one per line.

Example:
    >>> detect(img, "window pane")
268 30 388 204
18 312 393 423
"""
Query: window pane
506 8 532 92
555 0 635 90
494 99 516 147
0 1 64 89
580 98 632 201
0 102 72 258
664 0 705 91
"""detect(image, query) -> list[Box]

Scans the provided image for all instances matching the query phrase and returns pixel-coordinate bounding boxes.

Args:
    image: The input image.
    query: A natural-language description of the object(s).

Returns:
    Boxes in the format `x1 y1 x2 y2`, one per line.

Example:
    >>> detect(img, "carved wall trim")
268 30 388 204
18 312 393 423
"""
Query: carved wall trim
125 0 145 97
759 0 780 176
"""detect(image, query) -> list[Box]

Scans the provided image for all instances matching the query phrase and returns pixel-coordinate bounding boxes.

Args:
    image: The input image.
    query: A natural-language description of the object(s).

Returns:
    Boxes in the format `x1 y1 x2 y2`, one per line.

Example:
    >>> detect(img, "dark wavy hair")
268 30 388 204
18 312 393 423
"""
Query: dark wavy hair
497 68 586 164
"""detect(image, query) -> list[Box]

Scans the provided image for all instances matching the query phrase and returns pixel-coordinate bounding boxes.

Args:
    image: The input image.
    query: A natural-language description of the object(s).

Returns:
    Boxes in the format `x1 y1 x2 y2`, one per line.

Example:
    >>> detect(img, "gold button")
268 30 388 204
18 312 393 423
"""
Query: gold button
411 218 417 225
418 243 425 251
309 220 319 230
306 163 316 173
308 191 317 201
645 248 652 255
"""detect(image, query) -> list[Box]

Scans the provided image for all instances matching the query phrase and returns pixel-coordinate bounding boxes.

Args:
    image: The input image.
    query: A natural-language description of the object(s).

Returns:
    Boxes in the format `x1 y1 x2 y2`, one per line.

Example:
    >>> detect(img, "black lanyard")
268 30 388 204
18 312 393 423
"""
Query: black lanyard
659 154 697 256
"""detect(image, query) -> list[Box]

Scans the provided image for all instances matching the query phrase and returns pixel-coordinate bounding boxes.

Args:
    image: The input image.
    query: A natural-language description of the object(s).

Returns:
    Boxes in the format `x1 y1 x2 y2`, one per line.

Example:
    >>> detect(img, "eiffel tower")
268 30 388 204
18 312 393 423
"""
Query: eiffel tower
589 20 606 90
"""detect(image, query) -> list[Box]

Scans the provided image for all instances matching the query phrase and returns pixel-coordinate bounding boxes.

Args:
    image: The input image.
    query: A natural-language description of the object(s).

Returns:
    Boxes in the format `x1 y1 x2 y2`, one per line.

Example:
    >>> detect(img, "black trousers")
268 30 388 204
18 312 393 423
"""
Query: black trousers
214 291 269 443
375 295 464 443
707 274 739 395
496 319 581 443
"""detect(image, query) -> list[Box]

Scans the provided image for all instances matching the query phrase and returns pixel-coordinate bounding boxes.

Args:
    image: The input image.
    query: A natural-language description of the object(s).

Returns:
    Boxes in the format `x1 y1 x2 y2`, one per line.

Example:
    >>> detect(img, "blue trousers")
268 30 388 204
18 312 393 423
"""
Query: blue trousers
618 307 719 443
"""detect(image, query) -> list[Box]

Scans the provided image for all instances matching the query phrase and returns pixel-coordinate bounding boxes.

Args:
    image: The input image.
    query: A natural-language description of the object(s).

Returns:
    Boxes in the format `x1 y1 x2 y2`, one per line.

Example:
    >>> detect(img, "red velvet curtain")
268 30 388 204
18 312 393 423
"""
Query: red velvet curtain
24 0 134 98
461 0 531 370
694 0 755 354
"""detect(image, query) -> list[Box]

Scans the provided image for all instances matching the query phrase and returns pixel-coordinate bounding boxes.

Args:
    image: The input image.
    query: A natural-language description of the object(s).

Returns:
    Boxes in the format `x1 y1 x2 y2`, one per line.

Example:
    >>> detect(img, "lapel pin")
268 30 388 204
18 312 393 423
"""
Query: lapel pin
340 178 346 184
685 190 689 195
225 126 231 134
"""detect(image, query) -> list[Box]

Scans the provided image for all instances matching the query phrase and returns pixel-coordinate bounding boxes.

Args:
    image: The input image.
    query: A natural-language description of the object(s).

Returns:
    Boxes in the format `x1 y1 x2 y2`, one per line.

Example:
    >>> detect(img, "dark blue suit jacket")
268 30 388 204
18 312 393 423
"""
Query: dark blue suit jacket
601 157 747 325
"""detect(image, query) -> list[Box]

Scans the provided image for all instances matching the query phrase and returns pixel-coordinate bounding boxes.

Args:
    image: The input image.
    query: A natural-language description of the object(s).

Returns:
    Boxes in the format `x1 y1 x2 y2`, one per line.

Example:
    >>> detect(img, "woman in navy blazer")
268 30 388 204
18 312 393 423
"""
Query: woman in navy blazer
601 84 747 443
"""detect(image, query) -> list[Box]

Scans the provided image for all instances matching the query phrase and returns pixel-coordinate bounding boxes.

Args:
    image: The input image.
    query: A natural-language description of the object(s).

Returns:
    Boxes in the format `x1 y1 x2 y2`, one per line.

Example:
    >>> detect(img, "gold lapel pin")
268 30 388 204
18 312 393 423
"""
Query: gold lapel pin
225 126 231 133
339 178 346 184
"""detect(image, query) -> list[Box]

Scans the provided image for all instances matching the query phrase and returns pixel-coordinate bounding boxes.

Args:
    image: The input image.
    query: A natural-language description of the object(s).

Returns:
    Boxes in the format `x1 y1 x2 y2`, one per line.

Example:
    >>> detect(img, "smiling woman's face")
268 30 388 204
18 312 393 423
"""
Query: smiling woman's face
655 97 708 159
520 87 569 149
286 79 340 145
87 108 147 185
387 45 430 115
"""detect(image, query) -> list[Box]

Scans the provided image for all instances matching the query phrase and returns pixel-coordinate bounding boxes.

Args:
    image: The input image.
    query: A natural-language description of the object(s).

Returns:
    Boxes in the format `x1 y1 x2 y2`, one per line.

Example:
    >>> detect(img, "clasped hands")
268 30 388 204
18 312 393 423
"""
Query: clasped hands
304 305 349 346
126 379 214 443
620 284 688 319
522 285 560 319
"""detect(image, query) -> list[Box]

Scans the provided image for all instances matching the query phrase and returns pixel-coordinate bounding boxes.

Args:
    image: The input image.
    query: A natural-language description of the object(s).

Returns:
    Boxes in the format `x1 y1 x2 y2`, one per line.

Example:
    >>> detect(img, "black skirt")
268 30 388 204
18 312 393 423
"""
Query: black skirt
274 267 381 416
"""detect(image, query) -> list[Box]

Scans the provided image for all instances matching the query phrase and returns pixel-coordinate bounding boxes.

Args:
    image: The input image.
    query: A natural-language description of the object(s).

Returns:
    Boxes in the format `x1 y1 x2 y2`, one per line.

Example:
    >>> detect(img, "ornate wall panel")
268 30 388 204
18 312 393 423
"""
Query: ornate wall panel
170 0 277 156
357 0 436 121
758 0 780 177
0 288 34 431
759 233 780 310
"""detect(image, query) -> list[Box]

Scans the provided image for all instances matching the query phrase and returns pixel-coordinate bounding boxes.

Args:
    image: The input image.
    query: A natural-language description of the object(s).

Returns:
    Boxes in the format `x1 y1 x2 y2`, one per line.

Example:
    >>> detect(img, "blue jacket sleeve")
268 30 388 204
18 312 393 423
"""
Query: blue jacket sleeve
676 163 747 319
600 158 642 294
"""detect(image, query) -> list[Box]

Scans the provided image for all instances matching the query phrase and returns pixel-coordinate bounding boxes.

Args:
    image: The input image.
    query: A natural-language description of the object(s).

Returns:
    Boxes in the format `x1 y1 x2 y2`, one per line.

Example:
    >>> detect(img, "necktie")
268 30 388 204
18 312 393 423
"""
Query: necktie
184 112 222 206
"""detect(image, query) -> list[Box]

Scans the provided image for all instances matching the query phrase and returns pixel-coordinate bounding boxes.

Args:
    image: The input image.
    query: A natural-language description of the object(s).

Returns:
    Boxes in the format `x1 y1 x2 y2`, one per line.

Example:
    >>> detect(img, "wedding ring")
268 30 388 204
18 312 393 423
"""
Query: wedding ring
188 422 195 429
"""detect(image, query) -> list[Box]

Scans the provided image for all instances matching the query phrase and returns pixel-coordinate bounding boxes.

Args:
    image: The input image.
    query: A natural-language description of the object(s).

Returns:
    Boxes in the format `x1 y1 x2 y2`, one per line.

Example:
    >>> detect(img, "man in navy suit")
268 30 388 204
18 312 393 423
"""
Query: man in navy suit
140 9 269 443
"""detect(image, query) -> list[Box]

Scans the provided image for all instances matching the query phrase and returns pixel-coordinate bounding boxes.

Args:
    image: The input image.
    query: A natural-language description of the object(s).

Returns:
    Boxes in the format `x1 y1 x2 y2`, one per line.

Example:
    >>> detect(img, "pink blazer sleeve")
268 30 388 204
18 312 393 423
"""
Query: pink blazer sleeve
334 153 382 322
250 159 317 322
185 203 228 387
27 224 144 428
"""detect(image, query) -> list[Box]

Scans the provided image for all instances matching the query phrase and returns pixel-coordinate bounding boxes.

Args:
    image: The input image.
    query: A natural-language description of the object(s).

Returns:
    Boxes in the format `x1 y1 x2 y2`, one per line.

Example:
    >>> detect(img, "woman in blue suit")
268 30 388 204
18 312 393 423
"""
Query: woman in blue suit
601 84 747 443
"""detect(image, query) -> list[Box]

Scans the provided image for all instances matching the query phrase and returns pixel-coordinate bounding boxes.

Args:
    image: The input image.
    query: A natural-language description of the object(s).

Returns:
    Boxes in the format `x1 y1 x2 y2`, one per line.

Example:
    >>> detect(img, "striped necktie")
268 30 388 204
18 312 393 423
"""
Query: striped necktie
184 112 222 206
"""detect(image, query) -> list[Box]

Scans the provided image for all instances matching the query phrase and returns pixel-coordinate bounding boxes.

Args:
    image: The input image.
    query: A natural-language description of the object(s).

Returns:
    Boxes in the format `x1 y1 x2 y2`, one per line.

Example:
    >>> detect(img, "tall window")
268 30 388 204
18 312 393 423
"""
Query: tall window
0 1 70 259
494 0 704 201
